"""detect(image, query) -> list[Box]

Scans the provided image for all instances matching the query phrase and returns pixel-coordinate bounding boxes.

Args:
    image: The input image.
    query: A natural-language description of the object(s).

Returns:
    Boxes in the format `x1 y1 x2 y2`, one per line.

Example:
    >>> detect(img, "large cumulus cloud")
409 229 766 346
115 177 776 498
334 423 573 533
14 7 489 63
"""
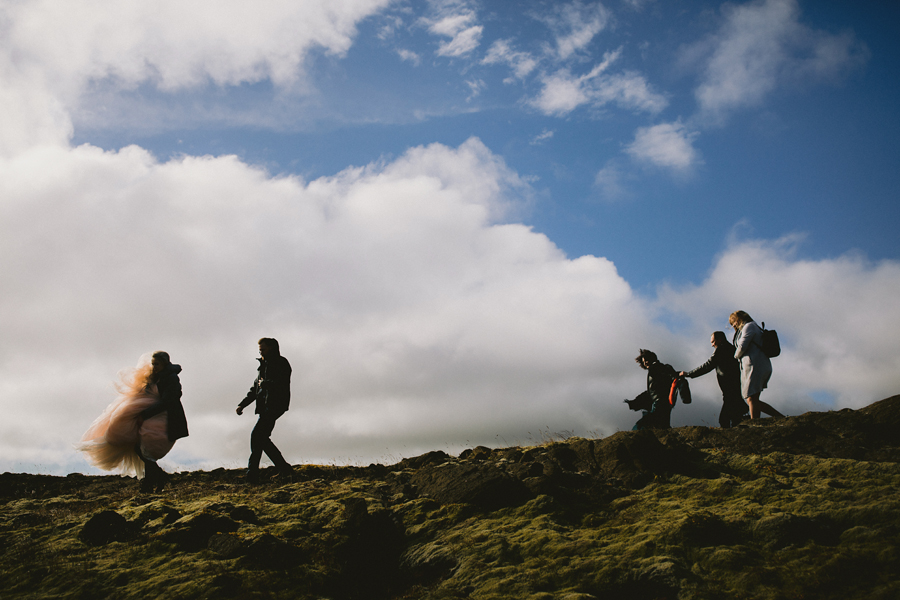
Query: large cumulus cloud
0 137 672 473
0 0 897 476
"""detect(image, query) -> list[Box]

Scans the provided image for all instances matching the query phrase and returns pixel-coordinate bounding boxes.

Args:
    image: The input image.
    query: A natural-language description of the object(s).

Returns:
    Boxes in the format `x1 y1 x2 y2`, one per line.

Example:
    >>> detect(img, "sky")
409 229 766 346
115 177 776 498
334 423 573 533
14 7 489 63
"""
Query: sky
1 0 899 476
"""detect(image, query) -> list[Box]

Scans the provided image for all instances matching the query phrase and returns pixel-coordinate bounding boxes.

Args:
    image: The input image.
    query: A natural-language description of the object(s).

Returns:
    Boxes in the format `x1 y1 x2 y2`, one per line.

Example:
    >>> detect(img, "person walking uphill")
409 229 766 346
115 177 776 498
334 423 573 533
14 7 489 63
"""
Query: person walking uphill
237 338 294 484
680 332 748 428
626 349 679 430
730 311 784 420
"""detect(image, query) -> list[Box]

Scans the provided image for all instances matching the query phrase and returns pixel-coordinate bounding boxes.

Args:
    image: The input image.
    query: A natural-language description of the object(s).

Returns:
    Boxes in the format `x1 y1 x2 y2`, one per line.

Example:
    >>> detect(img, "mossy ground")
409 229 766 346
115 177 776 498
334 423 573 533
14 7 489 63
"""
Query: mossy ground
2 400 900 599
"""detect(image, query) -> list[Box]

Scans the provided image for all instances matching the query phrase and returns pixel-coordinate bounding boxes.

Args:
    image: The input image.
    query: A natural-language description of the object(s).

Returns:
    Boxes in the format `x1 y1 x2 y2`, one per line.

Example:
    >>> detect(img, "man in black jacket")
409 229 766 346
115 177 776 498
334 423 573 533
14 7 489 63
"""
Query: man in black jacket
628 349 678 430
139 351 189 492
679 331 748 428
237 338 293 483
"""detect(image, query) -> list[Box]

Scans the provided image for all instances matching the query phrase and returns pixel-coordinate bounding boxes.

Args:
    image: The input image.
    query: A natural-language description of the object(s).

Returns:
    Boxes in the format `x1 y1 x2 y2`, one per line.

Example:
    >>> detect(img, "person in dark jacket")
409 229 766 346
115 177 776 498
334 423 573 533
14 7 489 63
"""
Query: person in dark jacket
138 351 189 492
628 349 678 430
237 338 293 483
679 332 748 428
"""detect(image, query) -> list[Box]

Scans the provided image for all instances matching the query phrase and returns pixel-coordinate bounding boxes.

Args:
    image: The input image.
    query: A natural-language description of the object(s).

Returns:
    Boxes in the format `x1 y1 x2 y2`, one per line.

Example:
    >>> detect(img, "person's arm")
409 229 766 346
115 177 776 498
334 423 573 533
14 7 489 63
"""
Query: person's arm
141 373 182 419
625 391 652 412
236 381 258 415
683 354 716 378
734 324 753 359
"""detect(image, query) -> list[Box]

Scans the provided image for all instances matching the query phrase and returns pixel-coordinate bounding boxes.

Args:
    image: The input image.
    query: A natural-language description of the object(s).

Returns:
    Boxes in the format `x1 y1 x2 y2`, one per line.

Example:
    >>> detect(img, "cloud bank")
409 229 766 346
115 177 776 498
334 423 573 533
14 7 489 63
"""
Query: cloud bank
0 0 897 477
4 135 899 475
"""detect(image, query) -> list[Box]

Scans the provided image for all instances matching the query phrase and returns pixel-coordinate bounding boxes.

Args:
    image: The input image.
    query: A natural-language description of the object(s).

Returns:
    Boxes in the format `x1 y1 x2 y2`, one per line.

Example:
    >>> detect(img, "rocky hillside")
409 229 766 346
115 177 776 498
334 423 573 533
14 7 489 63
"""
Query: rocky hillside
2 396 900 600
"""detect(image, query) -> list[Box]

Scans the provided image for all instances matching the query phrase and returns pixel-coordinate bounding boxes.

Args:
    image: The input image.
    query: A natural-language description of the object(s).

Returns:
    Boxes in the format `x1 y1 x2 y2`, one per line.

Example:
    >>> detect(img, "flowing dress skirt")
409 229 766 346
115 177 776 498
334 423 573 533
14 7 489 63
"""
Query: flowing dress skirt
78 366 174 479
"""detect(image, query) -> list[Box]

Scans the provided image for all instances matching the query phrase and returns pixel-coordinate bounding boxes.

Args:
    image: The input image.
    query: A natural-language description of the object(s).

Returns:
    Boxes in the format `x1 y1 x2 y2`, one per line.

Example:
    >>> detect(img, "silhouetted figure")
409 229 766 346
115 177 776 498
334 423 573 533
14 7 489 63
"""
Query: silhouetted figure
680 332 748 428
730 311 784 420
237 338 293 483
627 349 678 430
79 351 188 493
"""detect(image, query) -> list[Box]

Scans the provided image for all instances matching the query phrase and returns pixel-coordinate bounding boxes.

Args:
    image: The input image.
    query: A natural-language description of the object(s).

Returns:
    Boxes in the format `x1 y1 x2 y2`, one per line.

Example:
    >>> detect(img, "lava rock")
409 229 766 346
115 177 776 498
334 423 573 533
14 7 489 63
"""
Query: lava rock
411 462 531 510
79 510 134 545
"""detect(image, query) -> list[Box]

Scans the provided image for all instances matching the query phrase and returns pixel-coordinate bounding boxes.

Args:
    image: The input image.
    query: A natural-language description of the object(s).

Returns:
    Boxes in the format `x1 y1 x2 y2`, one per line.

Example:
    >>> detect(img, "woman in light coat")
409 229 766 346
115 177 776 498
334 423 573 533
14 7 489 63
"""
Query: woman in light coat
730 310 784 420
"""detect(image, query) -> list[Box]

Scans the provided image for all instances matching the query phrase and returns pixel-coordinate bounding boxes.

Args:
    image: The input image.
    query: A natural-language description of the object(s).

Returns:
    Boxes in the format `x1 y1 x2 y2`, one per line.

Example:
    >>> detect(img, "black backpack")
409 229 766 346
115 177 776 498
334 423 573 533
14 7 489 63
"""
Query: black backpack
760 322 781 358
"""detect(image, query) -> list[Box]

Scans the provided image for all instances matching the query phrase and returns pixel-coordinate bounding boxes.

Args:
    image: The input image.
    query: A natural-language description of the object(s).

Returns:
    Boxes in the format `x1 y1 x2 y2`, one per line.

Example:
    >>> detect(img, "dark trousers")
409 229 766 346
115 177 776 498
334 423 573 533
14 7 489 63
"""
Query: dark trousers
248 411 289 472
633 406 672 430
719 394 749 428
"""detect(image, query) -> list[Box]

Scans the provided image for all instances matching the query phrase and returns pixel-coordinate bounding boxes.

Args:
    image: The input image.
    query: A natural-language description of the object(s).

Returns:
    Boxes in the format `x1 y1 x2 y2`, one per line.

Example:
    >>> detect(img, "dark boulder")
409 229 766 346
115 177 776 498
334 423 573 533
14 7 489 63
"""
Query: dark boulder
333 498 405 600
79 510 134 545
591 429 690 488
161 510 240 551
411 462 531 510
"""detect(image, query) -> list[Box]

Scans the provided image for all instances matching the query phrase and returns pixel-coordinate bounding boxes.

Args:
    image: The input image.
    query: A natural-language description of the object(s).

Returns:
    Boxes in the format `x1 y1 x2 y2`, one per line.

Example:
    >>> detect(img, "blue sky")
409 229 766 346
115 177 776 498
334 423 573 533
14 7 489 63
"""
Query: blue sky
70 0 899 290
2 0 899 474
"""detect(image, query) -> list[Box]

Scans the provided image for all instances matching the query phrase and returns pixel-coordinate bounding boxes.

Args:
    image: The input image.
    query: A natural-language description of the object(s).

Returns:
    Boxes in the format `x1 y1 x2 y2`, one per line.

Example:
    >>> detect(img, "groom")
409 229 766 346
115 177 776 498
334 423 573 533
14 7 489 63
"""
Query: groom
237 338 294 483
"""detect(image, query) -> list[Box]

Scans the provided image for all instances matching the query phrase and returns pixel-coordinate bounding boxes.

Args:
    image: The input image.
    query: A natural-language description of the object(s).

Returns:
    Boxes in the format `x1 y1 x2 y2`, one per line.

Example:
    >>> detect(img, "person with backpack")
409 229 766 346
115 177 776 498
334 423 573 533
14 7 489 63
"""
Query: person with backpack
679 332 748 428
627 349 679 430
730 311 784 420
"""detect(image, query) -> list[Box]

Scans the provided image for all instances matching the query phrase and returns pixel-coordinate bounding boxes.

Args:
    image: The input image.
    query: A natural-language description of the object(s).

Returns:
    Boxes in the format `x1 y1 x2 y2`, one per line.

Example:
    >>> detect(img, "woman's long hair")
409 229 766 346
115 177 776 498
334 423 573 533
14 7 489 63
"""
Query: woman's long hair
113 353 155 396
729 310 753 329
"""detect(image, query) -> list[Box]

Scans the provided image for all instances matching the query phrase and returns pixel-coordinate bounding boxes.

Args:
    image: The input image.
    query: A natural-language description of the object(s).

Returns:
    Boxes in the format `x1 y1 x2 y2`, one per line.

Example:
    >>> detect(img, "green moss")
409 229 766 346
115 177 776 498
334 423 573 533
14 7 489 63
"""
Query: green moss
3 420 900 599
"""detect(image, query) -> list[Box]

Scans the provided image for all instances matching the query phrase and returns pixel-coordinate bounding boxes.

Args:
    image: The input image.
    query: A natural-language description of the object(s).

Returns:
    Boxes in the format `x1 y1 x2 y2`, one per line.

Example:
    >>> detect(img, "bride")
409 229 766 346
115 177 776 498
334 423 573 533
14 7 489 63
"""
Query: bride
78 351 188 492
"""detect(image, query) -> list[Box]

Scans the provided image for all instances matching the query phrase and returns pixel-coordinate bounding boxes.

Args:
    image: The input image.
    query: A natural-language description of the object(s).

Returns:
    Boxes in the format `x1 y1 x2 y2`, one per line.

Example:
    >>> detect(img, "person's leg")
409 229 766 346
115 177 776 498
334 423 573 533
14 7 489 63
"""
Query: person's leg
656 405 672 429
746 394 761 419
136 444 162 492
747 393 783 419
723 395 747 427
718 402 730 428
248 413 279 482
261 413 292 476
263 439 291 472
757 400 784 418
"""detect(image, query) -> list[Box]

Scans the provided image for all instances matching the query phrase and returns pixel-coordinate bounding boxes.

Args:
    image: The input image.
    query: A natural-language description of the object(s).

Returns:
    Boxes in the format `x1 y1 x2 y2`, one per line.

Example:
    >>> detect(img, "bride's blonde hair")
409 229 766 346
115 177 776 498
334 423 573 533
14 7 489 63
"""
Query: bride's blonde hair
113 353 155 396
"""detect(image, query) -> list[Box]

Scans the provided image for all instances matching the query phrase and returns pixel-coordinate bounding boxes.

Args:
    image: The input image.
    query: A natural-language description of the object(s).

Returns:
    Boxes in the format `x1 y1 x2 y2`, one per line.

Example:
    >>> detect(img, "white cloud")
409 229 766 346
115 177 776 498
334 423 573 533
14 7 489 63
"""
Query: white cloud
593 159 631 200
426 10 483 57
542 1 611 60
0 138 670 473
466 78 486 100
625 121 700 171
2 0 391 91
397 48 422 65
692 0 868 124
482 39 539 80
593 71 669 113
660 236 900 409
8 128 897 476
530 129 555 145
0 0 393 154
1 0 896 478
530 49 667 116
530 69 592 115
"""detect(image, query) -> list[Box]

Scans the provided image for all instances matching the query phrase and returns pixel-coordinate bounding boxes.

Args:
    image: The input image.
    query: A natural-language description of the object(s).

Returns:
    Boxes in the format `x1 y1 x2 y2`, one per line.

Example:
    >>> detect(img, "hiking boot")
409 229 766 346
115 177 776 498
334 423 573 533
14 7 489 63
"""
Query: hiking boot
154 470 171 493
244 469 261 485
139 476 155 494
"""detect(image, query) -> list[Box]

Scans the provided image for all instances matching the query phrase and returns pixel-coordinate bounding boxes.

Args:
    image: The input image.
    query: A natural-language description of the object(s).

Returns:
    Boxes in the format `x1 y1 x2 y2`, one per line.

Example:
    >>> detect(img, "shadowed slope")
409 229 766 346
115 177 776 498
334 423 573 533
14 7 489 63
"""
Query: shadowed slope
2 396 899 599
